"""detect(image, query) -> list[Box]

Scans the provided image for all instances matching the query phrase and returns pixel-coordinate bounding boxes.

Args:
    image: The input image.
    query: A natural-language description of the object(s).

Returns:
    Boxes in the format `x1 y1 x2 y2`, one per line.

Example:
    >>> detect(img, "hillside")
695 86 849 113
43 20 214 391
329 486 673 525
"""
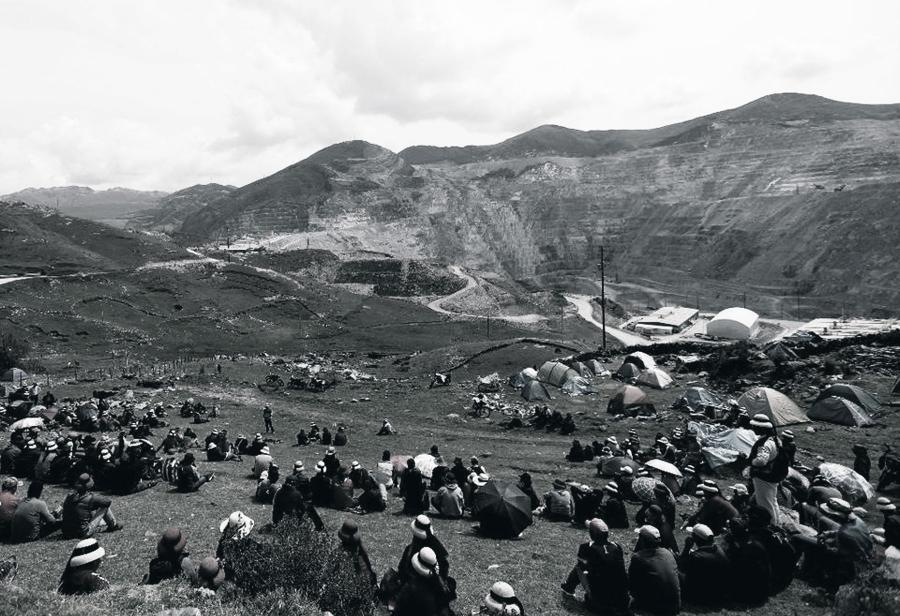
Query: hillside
1 186 167 227
177 93 900 317
0 202 187 275
129 183 235 231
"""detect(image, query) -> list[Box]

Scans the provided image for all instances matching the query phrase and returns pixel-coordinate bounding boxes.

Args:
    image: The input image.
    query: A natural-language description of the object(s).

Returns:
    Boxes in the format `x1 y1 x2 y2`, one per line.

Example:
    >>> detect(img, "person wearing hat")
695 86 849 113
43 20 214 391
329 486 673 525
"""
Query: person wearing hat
596 482 628 529
393 547 455 616
262 404 274 434
561 518 628 615
15 438 41 479
397 515 451 584
296 428 309 446
516 472 541 511
746 413 783 524
195 556 226 591
431 475 464 519
566 439 586 463
876 497 899 549
569 483 603 527
322 446 341 477
333 425 348 447
309 461 333 507
61 474 121 538
793 497 873 592
480 580 526 615
723 517 771 605
255 470 277 504
655 437 677 464
680 465 700 499
252 446 274 479
677 523 731 607
746 505 798 594
9 480 61 542
355 472 388 514
0 476 21 540
290 460 311 496
49 439 76 485
400 458 427 515
144 527 196 584
728 483 751 514
780 430 797 466
272 474 325 529
58 537 109 594
852 444 871 481
176 453 214 493
206 440 240 463
686 480 739 535
377 418 395 436
216 510 256 559
337 520 377 589
628 525 681 615
636 504 678 553
34 440 59 483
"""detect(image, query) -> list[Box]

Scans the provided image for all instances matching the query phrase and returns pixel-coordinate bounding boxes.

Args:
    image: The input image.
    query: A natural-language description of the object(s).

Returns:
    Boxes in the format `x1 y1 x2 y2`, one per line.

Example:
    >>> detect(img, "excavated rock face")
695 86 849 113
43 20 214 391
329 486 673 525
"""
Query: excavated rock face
179 95 900 315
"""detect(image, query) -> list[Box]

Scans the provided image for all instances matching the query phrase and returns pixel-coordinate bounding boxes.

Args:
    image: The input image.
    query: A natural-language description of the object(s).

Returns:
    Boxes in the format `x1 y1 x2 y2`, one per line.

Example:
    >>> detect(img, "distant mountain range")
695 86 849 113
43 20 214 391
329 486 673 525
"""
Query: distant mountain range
0 186 168 227
5 93 900 316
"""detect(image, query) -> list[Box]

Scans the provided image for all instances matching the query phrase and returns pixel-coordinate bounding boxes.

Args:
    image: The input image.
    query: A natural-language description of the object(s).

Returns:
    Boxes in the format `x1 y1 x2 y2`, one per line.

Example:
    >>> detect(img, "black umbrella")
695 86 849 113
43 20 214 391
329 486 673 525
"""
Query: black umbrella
473 480 533 538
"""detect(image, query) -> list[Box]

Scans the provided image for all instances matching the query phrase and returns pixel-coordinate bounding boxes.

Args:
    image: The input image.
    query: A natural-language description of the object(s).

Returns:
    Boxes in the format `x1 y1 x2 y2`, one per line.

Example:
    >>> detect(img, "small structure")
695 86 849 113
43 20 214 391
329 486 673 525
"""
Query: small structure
629 306 699 335
707 307 760 340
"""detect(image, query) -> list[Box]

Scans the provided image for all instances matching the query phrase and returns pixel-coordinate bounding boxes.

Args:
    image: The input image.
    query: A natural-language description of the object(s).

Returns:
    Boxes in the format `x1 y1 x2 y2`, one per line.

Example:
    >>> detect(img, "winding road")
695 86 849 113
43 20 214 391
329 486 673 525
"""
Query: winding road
427 265 546 324
563 293 649 347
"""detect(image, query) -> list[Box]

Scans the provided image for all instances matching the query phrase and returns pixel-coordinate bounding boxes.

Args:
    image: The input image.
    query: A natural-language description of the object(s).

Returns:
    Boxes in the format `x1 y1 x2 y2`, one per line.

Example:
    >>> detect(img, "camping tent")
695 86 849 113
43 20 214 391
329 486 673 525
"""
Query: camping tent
616 362 641 380
893 376 900 396
623 351 656 370
607 385 652 415
636 367 673 390
508 367 537 389
537 361 579 388
675 387 724 414
808 397 874 427
568 361 592 378
587 359 608 376
1 367 28 383
521 380 552 401
707 307 760 340
561 376 595 396
737 387 809 426
815 384 881 415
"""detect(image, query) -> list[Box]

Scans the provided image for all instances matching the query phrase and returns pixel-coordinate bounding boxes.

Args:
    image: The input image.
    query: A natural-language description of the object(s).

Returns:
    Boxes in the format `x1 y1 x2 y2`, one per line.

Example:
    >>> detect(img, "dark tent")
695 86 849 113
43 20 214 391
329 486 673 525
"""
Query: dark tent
808 396 874 427
894 376 900 396
674 387 724 413
815 384 881 414
1 368 28 383
472 480 533 538
521 380 552 402
616 362 641 380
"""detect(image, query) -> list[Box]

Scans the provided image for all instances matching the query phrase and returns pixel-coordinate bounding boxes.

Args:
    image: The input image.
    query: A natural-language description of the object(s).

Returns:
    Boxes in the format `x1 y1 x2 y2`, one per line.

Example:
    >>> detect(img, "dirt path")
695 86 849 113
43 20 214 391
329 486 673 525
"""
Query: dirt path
427 265 547 324
563 294 649 347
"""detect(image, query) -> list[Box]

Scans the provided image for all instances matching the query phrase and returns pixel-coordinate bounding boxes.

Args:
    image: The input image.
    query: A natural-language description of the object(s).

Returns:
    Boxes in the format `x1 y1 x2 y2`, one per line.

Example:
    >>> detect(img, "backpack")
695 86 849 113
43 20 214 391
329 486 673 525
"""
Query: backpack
749 436 790 483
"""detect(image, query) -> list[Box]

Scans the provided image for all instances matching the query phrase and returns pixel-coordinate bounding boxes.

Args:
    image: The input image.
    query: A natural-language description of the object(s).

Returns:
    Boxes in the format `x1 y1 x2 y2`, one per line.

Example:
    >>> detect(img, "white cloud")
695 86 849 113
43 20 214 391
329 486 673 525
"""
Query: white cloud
0 0 897 193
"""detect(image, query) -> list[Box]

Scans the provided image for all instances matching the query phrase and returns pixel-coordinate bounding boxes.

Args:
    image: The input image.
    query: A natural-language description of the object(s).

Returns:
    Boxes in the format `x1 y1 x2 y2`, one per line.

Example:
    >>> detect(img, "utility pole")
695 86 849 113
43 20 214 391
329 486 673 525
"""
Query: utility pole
599 246 607 352
742 292 746 308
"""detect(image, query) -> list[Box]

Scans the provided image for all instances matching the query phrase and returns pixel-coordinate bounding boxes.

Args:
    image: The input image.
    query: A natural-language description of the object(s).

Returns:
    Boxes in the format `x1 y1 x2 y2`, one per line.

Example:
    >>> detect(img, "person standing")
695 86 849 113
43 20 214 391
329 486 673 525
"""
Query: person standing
263 405 274 434
746 414 784 525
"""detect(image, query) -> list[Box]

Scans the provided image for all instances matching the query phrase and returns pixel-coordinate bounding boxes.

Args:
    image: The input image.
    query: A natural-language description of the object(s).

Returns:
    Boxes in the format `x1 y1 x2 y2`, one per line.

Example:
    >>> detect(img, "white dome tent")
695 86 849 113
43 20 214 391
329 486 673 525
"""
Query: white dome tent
707 307 760 340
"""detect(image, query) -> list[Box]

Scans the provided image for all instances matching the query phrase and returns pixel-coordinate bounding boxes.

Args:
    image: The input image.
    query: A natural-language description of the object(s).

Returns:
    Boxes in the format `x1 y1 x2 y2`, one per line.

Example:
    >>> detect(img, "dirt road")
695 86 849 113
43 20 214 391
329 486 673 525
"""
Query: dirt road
427 265 546 324
564 294 649 347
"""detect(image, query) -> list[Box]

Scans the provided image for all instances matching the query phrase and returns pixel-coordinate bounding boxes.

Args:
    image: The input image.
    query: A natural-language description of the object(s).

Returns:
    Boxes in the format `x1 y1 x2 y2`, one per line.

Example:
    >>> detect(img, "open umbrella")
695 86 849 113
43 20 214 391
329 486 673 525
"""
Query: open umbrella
472 480 533 538
599 456 641 477
8 417 43 432
390 454 413 472
645 459 683 477
817 462 875 504
414 453 438 479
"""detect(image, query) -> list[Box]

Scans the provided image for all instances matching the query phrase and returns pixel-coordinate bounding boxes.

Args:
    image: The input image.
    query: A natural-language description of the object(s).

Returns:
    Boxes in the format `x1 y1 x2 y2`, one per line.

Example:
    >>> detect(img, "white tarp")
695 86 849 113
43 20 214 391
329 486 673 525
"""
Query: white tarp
688 421 758 469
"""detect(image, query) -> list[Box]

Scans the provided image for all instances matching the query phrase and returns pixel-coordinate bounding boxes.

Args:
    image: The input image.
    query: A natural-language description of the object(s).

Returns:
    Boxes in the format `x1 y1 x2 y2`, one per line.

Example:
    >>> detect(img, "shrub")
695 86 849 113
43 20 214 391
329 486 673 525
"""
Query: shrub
222 517 375 616
0 328 29 373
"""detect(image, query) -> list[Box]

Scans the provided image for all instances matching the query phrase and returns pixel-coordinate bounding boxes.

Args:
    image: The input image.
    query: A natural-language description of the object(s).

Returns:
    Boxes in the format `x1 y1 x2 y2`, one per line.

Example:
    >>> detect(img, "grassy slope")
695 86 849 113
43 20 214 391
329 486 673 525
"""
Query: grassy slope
5 345 897 616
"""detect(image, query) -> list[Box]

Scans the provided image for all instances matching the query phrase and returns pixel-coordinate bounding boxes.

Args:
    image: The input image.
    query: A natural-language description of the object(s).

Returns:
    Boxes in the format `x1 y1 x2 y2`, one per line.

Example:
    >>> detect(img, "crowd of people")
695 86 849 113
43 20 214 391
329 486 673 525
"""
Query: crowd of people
1 379 899 616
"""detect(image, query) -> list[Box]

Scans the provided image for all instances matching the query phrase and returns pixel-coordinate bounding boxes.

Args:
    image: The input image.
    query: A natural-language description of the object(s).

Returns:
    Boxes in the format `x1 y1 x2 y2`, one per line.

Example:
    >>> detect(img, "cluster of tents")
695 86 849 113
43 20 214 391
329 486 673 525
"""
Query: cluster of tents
510 358 611 402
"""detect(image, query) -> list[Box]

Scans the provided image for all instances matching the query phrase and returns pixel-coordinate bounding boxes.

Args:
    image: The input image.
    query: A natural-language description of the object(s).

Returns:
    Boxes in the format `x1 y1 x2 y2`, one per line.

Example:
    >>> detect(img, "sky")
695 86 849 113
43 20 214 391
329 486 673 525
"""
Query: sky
1 0 898 193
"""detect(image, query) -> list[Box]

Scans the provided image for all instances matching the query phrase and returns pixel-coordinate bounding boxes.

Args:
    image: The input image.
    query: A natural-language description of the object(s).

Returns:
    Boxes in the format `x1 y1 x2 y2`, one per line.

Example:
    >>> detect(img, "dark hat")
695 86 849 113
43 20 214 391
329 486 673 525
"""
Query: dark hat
198 557 226 589
338 519 359 543
157 528 187 556
77 473 95 491
553 478 567 490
